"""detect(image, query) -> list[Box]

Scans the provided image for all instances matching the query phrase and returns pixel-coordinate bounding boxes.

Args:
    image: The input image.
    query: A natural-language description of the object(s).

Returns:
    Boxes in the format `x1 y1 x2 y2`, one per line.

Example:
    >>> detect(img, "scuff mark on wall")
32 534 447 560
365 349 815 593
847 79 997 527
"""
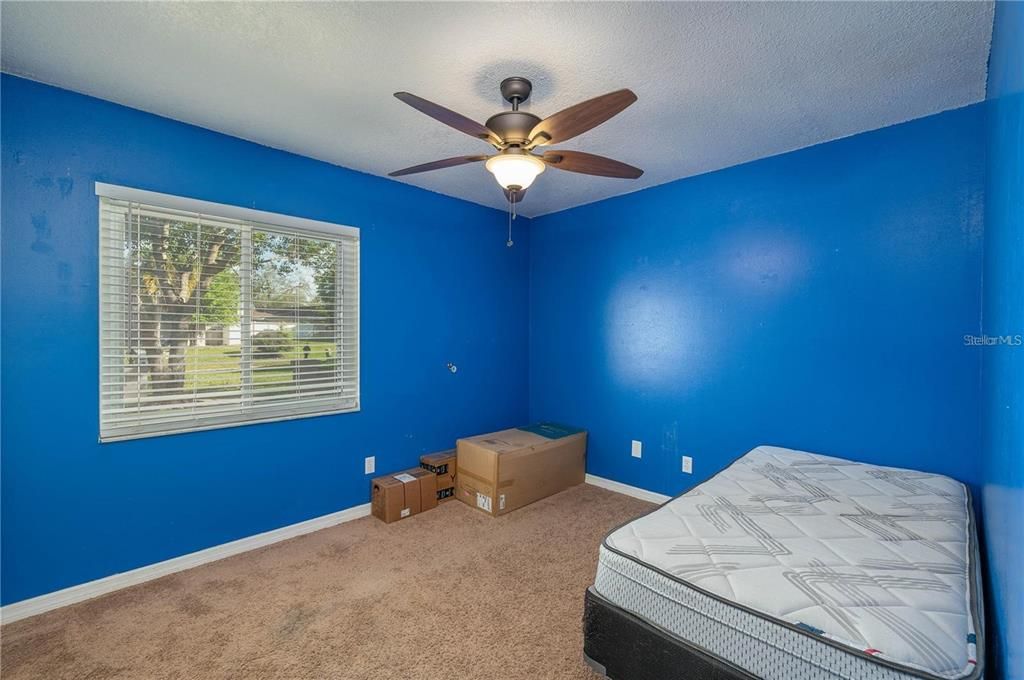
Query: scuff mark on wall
30 213 52 253
58 175 73 198
31 173 74 197
662 420 679 459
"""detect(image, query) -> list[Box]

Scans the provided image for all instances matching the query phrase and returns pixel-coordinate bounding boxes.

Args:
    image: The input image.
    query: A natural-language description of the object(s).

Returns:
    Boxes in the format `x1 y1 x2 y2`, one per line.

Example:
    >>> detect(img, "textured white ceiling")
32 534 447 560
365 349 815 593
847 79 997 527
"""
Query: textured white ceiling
1 2 994 217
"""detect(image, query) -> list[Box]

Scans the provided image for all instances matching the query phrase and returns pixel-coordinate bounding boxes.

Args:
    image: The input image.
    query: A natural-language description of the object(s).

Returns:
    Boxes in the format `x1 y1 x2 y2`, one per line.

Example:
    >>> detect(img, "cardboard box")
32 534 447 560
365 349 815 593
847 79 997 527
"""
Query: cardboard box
456 423 586 517
371 467 437 523
420 449 457 503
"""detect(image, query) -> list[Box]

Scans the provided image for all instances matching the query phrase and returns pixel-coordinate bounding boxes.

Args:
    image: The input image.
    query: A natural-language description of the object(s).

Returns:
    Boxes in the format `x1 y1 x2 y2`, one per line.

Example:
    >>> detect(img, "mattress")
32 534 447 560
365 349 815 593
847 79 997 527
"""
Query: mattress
595 446 983 680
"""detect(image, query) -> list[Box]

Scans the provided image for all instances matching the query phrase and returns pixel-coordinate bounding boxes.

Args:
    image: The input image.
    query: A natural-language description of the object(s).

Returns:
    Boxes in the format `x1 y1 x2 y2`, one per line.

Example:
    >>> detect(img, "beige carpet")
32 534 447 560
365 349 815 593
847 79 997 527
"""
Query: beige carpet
1 484 652 679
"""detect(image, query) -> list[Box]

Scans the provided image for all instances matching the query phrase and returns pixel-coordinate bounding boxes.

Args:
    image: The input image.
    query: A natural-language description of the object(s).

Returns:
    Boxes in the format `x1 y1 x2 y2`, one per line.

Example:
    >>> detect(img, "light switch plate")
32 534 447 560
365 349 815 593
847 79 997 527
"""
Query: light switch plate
682 456 693 474
631 440 642 458
364 456 375 475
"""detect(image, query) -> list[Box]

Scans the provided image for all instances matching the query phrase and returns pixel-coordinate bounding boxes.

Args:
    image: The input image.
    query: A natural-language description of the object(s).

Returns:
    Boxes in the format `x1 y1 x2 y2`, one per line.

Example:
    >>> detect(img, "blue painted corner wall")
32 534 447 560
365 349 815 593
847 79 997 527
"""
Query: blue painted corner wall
0 74 530 605
980 3 1024 679
529 104 987 497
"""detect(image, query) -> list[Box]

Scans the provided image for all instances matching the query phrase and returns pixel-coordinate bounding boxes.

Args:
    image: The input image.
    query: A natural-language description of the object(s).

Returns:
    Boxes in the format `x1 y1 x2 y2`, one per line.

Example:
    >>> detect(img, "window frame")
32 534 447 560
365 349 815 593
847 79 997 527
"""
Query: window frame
96 182 360 443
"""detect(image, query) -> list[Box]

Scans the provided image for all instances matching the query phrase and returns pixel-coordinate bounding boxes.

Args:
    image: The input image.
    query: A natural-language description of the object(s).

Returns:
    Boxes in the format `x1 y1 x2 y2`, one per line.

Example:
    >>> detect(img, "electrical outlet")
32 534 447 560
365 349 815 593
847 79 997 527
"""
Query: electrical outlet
631 440 642 458
682 456 693 474
364 456 375 475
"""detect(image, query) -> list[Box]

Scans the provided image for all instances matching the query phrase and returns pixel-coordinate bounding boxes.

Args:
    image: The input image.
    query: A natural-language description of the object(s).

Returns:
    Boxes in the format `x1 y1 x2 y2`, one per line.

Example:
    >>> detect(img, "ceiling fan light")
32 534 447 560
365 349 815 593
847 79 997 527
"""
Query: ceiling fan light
485 153 546 190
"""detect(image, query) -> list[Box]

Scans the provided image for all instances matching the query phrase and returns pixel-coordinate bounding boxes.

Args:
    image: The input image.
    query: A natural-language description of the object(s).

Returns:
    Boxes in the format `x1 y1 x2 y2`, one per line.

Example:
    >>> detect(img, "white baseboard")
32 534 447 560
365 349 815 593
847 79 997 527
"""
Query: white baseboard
0 502 371 625
4 477 661 625
586 474 671 504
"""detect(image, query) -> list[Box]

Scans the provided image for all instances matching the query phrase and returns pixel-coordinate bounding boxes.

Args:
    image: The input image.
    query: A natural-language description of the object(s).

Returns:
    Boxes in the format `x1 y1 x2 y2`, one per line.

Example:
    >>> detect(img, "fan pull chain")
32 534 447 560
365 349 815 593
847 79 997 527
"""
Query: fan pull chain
506 191 516 247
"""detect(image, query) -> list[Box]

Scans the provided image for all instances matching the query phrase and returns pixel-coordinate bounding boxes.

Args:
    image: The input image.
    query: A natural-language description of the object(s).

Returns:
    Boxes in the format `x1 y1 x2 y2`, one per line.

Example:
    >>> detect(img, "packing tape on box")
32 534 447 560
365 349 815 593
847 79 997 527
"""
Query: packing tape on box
458 467 516 489
456 468 491 485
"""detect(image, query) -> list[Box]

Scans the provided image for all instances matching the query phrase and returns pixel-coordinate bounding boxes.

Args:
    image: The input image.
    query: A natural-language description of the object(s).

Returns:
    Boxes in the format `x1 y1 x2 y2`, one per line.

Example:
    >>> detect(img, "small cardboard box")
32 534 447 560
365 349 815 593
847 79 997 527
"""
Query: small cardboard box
456 423 586 517
371 467 438 523
420 449 457 503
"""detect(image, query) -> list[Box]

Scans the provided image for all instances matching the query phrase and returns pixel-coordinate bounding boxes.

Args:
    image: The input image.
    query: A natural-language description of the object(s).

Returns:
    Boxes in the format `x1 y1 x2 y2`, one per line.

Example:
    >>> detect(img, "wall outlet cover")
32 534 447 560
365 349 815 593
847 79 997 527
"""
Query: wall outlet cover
682 456 693 474
631 440 642 458
364 456 375 475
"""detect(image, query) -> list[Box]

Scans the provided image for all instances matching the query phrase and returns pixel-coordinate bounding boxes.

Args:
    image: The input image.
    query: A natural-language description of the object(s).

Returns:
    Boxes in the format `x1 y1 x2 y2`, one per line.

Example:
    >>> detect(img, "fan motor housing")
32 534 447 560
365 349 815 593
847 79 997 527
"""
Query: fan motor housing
485 111 542 146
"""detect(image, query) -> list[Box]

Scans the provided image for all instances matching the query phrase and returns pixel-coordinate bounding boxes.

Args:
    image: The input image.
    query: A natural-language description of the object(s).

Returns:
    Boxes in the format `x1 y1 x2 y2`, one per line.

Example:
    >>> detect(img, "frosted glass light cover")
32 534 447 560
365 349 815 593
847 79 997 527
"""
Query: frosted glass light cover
485 153 546 190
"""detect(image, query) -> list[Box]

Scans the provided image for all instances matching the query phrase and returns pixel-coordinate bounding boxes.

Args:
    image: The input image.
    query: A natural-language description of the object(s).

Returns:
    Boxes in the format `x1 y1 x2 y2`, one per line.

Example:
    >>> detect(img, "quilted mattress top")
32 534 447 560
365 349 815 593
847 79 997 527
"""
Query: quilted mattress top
604 446 981 679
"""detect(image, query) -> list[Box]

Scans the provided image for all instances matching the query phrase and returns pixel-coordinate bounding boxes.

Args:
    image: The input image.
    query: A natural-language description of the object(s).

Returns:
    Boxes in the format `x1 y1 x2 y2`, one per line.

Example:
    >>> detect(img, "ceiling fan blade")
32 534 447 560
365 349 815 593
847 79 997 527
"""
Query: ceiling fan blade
502 187 527 204
394 92 500 145
528 89 637 147
541 150 643 179
388 155 490 177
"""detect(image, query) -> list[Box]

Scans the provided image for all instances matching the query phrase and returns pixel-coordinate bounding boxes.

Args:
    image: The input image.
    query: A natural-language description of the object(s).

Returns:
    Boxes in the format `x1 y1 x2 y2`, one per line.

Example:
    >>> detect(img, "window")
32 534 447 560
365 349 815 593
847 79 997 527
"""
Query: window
97 183 359 442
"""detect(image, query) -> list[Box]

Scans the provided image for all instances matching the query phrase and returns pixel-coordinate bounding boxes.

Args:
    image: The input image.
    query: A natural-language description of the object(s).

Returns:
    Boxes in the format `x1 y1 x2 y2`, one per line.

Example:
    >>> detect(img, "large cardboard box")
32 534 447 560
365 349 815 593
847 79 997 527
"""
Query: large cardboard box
420 449 457 503
456 424 586 516
371 467 438 523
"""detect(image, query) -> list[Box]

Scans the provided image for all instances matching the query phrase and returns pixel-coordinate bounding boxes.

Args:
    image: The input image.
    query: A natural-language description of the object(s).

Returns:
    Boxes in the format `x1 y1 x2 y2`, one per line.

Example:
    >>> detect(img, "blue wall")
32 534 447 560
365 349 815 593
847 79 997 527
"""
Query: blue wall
0 74 530 605
980 3 1024 678
986 1 1024 101
529 104 986 497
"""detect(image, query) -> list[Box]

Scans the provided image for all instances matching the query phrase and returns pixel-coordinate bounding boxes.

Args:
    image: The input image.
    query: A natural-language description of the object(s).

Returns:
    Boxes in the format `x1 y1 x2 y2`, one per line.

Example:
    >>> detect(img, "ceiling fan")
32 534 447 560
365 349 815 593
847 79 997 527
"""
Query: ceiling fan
389 77 643 205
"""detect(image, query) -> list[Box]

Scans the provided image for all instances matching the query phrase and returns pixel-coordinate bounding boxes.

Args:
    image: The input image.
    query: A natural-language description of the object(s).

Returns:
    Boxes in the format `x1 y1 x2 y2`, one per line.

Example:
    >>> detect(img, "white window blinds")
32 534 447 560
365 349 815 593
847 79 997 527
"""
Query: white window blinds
98 184 359 442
